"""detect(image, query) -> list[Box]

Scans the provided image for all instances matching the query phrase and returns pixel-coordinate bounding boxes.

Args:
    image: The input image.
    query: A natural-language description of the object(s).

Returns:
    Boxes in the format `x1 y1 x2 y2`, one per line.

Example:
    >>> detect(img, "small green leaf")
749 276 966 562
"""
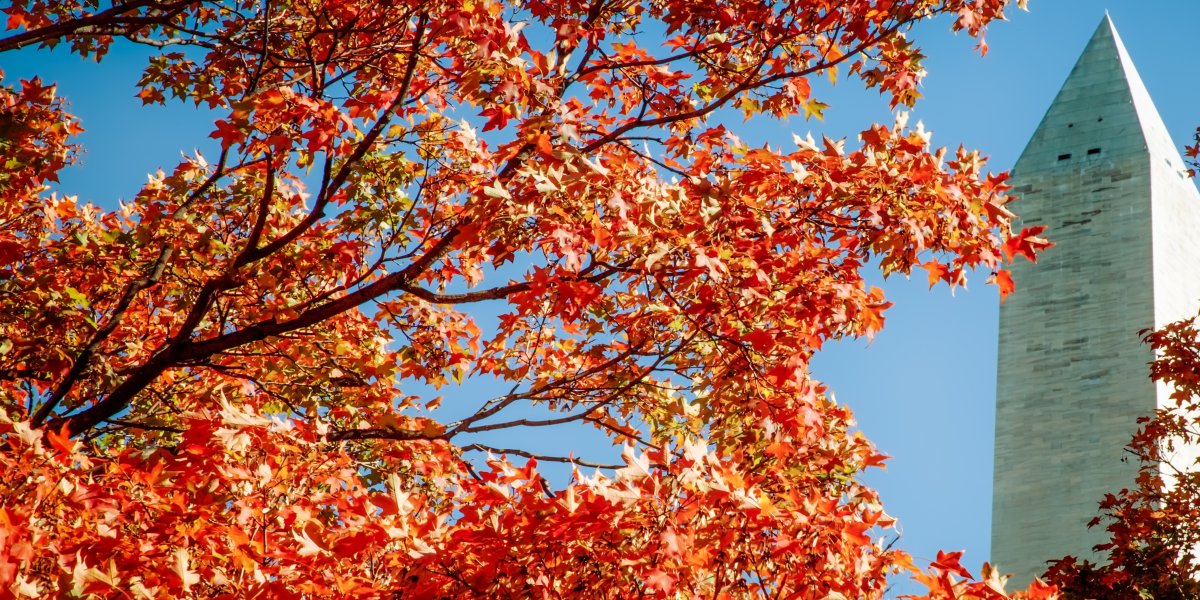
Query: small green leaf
64 286 88 308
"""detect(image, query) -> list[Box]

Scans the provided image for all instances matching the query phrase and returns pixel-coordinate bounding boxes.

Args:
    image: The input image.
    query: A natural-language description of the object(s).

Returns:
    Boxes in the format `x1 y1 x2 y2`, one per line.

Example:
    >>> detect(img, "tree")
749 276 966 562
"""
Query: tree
0 0 1052 596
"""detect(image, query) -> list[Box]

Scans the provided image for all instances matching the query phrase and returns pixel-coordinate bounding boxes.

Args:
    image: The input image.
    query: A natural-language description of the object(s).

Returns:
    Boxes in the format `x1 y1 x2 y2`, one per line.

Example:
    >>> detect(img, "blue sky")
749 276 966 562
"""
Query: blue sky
3 0 1200 593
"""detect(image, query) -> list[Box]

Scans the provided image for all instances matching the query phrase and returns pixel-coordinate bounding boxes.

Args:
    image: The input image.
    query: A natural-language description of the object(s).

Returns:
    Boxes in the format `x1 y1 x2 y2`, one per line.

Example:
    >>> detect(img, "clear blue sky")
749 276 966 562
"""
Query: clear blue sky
3 1 1199 594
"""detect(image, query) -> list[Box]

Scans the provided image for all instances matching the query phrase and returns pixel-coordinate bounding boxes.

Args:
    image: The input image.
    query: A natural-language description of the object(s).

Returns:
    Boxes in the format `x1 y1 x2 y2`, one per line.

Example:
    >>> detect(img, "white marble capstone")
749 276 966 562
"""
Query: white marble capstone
991 15 1200 587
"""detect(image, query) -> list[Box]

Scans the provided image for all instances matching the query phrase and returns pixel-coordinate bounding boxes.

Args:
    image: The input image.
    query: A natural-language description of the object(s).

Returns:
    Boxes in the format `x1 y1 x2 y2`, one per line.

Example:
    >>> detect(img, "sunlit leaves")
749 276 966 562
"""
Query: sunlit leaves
0 0 1049 597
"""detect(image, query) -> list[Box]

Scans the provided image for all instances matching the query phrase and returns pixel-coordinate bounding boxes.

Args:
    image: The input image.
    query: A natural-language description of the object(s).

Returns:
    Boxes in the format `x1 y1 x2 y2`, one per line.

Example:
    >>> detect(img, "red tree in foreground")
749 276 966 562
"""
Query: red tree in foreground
0 0 1052 596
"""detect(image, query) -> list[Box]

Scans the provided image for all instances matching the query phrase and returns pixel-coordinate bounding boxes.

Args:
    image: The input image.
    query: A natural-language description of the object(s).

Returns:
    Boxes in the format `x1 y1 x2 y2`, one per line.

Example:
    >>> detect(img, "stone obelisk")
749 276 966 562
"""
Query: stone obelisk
992 15 1200 585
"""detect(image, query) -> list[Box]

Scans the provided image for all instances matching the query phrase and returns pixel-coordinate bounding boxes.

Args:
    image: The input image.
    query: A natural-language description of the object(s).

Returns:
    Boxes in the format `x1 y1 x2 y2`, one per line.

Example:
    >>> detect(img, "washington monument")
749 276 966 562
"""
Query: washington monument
992 15 1200 585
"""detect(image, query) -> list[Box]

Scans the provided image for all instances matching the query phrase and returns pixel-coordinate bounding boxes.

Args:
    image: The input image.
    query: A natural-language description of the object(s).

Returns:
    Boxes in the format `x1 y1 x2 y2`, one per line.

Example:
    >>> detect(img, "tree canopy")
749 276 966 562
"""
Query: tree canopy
0 0 1054 596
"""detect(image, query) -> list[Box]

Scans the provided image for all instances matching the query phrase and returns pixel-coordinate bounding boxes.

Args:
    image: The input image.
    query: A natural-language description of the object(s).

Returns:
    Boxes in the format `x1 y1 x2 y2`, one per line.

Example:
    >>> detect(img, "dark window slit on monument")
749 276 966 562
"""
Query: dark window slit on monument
1091 186 1115 193
1087 147 1101 155
1058 153 1072 161
1081 209 1102 216
1062 219 1092 226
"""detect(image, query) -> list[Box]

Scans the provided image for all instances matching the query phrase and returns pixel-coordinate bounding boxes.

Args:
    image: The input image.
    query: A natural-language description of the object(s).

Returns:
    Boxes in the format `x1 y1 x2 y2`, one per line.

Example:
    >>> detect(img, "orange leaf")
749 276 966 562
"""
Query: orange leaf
923 260 948 288
993 269 1015 302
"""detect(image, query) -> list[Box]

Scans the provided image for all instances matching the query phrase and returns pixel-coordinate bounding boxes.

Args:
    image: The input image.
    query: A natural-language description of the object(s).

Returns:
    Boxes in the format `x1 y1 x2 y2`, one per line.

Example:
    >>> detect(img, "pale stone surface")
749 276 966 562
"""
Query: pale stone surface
991 16 1200 586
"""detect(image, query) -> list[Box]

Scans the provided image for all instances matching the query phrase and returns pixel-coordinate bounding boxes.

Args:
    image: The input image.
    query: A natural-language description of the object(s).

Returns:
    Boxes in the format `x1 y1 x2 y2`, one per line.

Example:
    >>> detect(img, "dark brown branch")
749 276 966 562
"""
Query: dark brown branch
573 32 756 79
447 337 645 436
241 151 276 261
327 426 440 442
30 149 230 426
0 0 190 52
235 11 429 268
461 444 621 470
396 280 530 304
458 405 612 433
49 220 463 437
98 418 185 435
580 24 904 155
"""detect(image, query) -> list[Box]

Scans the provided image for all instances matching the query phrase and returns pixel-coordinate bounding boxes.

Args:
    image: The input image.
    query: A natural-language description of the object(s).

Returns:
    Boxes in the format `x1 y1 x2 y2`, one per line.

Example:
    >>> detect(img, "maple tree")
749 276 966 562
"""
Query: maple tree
0 0 1054 596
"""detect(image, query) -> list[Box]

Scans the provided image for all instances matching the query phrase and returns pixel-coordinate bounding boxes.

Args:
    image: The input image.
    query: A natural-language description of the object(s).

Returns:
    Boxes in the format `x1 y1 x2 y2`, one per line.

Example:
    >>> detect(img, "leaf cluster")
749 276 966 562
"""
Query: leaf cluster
0 0 1046 596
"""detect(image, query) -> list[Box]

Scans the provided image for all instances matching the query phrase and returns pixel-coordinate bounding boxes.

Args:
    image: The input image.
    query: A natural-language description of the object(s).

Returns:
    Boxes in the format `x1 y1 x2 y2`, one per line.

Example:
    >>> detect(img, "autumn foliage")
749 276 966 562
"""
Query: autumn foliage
1 0 1051 596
